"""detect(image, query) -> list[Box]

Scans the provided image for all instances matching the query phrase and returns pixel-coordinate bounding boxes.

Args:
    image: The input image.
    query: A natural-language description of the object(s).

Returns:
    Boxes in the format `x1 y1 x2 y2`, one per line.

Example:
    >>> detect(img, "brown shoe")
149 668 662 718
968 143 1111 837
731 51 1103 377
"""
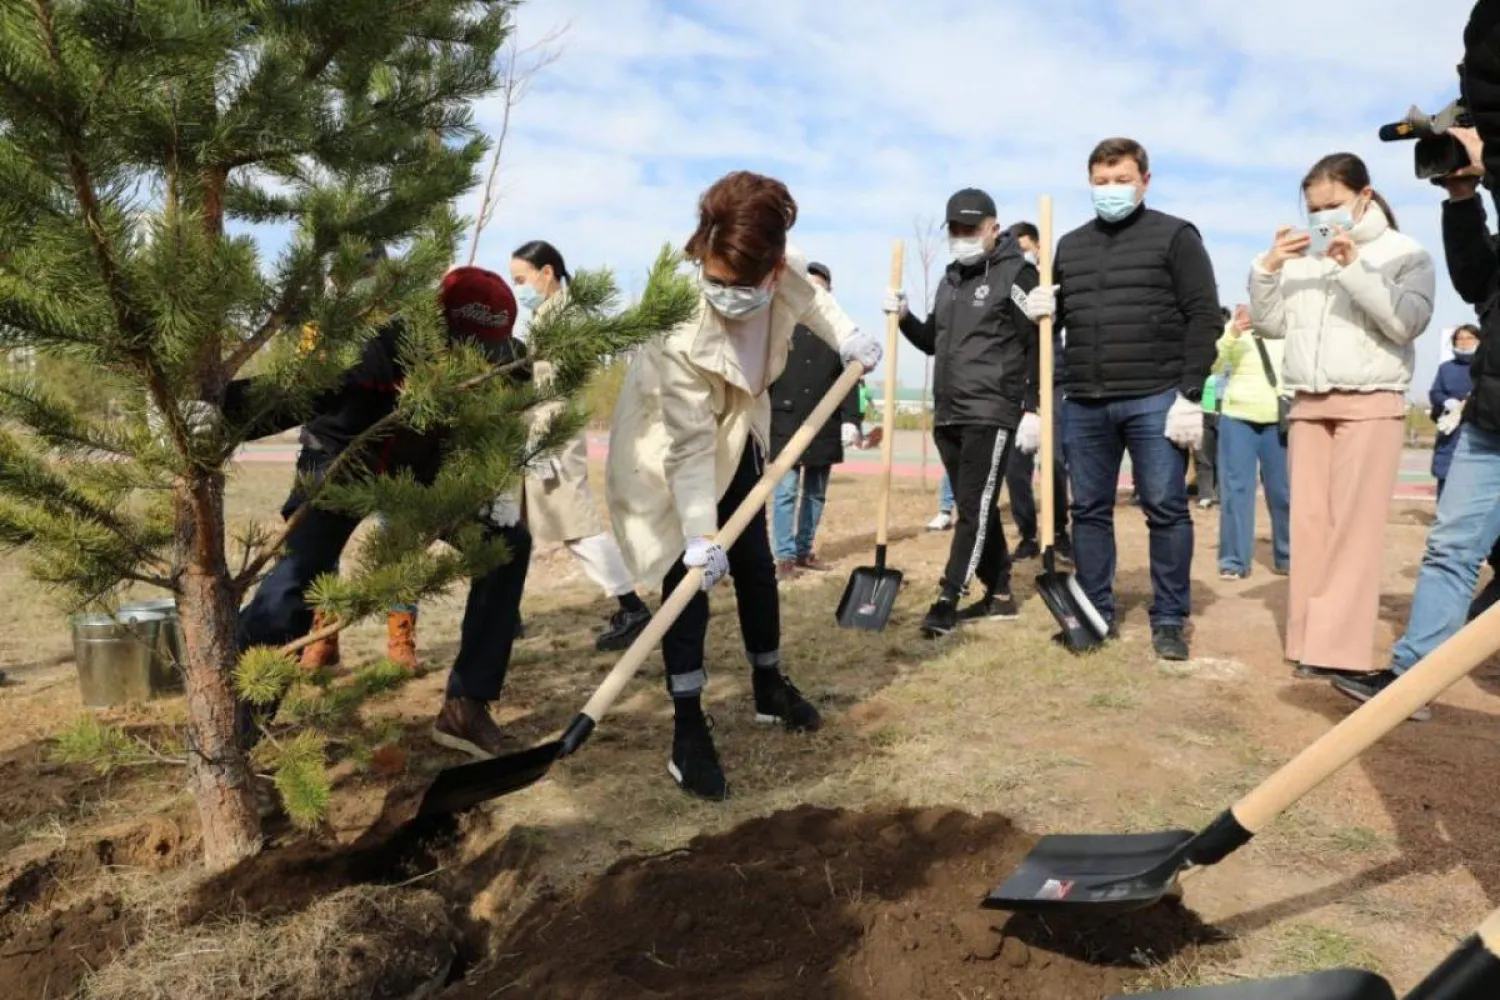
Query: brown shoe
300 612 340 672
795 553 831 572
775 559 800 582
387 610 419 671
431 696 507 759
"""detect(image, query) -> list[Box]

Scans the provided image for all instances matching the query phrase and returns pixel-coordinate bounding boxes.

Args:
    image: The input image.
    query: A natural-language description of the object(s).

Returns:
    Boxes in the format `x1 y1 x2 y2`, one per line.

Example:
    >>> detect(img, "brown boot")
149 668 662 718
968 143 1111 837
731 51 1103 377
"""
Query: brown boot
386 609 419 671
431 696 508 759
775 559 800 582
300 612 340 672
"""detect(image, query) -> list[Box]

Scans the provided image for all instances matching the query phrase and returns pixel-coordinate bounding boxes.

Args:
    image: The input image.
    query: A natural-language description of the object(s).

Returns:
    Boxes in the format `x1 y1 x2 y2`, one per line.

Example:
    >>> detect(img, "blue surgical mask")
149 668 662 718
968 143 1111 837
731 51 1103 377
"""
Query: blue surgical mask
517 285 546 311
701 276 772 319
1308 206 1354 235
1091 184 1140 223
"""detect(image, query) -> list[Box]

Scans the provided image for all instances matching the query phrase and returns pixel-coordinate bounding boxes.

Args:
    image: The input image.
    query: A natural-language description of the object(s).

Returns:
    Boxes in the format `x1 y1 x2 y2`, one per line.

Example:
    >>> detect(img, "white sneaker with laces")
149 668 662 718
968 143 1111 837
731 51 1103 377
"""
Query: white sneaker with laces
926 511 953 531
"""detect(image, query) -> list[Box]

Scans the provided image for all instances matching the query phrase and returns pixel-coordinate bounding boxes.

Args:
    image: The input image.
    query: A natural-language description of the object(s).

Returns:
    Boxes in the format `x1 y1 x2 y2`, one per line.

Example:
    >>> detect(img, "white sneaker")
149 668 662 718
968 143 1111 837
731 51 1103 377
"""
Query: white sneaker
926 511 954 531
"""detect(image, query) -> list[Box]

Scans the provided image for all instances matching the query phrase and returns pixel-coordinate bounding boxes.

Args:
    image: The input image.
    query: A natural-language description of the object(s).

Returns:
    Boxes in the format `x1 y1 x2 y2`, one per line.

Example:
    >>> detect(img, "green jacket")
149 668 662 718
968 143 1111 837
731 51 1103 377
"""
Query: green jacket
1212 322 1286 425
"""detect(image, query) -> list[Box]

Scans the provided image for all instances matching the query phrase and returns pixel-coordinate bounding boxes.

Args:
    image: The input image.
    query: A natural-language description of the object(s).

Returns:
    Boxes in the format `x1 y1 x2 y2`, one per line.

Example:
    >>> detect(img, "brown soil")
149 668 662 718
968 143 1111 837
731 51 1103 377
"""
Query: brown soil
0 893 135 1000
445 804 1230 1000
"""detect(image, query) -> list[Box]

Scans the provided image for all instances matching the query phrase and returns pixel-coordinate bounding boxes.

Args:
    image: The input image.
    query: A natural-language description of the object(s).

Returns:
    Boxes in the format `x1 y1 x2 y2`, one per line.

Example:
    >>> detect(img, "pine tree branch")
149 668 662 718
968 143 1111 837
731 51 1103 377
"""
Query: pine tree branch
230 355 525 596
278 617 341 658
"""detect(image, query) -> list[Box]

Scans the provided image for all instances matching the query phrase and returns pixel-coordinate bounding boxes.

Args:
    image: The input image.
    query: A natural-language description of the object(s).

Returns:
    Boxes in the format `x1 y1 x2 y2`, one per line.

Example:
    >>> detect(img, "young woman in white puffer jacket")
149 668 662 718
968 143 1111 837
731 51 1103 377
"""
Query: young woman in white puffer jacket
1248 152 1435 680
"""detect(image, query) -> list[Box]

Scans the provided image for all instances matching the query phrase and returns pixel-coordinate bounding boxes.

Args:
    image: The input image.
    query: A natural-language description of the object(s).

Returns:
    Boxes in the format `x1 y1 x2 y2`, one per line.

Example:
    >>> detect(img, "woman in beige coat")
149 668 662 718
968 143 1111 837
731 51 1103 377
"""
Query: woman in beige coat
606 171 881 801
509 241 653 652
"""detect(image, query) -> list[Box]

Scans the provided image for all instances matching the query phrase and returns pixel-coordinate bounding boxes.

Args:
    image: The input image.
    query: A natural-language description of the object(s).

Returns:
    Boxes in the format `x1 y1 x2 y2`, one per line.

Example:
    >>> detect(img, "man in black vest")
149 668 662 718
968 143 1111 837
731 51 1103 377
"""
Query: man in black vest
884 188 1041 637
1025 138 1221 661
768 261 863 581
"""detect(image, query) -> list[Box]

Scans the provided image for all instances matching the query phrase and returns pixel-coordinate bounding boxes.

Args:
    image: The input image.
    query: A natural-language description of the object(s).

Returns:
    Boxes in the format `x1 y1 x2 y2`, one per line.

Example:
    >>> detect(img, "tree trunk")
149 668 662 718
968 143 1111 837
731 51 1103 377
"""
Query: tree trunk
175 471 262 871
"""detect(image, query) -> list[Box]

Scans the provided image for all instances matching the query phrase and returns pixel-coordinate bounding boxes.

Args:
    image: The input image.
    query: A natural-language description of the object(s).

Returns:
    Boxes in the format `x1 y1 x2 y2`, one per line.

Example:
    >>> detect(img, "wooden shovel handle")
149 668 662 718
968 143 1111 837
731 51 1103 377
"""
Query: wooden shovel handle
1483 907 1500 957
579 362 868 723
1231 601 1500 831
875 240 903 548
1036 195 1057 550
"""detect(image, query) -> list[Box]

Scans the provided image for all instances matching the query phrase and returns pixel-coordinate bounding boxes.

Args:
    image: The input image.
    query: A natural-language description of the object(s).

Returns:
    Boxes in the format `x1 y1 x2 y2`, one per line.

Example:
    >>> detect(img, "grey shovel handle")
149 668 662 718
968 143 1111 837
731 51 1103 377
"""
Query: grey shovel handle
1231 602 1500 833
578 362 869 725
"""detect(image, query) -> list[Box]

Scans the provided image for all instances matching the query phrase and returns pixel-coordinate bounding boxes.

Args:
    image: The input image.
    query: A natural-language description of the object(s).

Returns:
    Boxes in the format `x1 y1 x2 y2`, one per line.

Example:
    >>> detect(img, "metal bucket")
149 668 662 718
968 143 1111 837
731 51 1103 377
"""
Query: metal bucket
118 599 185 695
71 613 157 708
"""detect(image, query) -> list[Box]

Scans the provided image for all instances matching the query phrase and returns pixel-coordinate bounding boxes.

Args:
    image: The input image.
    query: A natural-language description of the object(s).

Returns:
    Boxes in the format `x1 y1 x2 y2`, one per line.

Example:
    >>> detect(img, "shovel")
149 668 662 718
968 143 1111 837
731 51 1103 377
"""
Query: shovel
983 599 1500 914
417 361 870 817
836 239 905 630
1115 905 1500 999
1031 194 1109 652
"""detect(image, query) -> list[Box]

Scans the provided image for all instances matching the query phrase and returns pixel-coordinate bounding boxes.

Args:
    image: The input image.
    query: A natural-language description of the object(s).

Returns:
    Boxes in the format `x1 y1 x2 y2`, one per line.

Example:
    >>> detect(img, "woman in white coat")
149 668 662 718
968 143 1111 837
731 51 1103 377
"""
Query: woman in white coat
606 171 881 800
509 241 654 652
1248 152 1435 680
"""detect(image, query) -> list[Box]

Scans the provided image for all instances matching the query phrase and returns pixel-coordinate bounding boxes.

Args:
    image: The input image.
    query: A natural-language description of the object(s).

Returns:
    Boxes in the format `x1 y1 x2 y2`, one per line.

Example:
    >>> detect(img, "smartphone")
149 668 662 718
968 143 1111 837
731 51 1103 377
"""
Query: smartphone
1306 221 1337 257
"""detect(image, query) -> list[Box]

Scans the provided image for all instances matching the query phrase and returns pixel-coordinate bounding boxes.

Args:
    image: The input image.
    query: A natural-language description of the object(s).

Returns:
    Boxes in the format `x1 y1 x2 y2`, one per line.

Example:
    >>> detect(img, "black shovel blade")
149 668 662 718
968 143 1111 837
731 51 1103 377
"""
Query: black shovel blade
416 738 564 817
982 829 1196 914
1110 969 1394 1000
836 566 903 631
1037 551 1109 653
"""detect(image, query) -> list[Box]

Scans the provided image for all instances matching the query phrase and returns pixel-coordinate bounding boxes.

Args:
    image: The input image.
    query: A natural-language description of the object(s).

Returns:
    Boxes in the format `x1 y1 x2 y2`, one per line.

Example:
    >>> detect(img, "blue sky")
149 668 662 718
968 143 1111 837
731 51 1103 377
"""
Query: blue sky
414 1 1474 396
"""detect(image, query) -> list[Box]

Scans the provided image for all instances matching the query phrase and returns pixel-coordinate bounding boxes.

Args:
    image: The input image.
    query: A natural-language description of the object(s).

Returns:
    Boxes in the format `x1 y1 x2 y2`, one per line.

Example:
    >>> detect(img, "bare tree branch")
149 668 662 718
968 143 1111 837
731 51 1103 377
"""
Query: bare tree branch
466 22 570 265
913 215 942 490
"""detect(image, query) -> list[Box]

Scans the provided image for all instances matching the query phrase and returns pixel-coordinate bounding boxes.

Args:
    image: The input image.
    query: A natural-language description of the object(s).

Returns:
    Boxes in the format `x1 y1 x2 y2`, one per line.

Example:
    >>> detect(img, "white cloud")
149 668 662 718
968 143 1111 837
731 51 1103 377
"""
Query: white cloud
465 0 1475 393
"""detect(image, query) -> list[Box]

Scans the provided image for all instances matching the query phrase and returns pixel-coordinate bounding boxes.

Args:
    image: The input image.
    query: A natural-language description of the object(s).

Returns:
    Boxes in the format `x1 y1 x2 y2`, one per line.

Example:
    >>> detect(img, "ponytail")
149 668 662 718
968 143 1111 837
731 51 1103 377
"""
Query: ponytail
511 240 571 284
1301 152 1397 230
1367 190 1398 231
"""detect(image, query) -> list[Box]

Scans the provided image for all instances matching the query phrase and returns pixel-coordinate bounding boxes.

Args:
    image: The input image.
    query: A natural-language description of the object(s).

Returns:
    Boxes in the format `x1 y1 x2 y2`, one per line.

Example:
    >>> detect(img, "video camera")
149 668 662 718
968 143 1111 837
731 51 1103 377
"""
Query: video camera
1378 98 1474 182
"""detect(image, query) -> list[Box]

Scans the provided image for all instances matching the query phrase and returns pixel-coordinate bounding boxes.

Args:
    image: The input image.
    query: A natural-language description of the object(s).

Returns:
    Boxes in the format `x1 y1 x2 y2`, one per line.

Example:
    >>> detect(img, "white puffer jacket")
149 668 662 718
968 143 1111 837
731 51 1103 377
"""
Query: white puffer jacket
1247 205 1435 394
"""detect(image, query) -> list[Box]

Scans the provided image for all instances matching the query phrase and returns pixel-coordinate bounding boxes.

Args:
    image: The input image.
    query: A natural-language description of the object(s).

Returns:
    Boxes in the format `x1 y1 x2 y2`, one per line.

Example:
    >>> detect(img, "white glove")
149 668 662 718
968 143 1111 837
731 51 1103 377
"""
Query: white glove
683 536 729 591
841 422 858 448
527 455 562 483
839 330 882 371
148 400 219 442
1022 285 1058 322
882 289 908 317
480 491 521 529
1443 398 1463 413
1164 393 1204 450
1015 412 1041 455
1437 404 1464 436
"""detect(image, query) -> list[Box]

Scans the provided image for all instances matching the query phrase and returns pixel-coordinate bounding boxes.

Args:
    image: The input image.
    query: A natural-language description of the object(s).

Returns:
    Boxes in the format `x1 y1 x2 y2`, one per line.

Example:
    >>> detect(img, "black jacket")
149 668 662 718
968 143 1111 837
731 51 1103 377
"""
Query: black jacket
769 324 862 467
1053 205 1221 400
1440 191 1500 434
223 319 528 484
897 236 1039 429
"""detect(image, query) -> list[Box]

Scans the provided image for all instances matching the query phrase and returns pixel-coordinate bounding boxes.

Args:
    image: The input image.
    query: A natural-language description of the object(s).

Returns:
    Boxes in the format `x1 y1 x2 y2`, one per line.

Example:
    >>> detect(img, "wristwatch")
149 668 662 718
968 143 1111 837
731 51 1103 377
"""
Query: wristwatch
1180 386 1203 403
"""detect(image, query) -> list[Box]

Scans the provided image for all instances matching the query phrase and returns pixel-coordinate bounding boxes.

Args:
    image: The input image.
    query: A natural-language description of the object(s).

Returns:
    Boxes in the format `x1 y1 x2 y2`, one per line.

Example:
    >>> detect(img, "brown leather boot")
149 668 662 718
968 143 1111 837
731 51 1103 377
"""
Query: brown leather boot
299 612 340 671
431 696 508 759
386 609 419 671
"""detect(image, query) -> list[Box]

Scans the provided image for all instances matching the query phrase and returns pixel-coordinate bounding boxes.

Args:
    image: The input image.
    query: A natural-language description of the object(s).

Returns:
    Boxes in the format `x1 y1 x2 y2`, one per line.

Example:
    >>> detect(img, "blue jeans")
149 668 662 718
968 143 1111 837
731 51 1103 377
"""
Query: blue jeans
771 464 831 561
1390 424 1500 673
1063 388 1192 628
938 472 954 513
1216 416 1290 574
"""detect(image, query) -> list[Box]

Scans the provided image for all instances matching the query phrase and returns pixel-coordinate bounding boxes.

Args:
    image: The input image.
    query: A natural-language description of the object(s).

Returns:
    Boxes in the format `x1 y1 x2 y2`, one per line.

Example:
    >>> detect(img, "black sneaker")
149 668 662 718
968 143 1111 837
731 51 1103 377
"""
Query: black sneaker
1293 663 1347 680
1331 670 1431 722
753 671 822 731
1152 625 1189 661
958 593 1019 621
595 607 650 652
921 598 958 638
669 713 728 800
1013 538 1041 560
1054 534 1074 563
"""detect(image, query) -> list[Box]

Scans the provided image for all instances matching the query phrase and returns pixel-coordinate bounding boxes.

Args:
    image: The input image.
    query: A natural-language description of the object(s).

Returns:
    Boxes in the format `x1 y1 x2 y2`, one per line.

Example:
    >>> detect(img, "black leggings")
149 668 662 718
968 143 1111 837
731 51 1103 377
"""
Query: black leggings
661 444 779 697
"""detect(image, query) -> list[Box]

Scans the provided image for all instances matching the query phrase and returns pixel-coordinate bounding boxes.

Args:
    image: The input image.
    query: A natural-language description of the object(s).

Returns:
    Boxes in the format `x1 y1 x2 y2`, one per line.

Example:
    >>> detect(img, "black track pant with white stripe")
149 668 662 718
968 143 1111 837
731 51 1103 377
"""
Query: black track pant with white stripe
933 423 1015 601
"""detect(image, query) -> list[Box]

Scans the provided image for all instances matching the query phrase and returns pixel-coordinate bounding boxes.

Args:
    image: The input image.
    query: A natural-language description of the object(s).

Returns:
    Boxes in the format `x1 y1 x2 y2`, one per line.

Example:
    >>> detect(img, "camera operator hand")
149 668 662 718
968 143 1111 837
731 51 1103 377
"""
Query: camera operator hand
1443 126 1484 199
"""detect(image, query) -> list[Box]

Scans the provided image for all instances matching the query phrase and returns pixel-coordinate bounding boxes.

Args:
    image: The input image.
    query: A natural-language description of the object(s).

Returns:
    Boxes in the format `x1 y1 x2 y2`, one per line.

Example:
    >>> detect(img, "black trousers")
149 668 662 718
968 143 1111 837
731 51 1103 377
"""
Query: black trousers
1194 413 1219 500
933 423 1015 600
237 450 531 704
661 443 779 697
1005 439 1069 543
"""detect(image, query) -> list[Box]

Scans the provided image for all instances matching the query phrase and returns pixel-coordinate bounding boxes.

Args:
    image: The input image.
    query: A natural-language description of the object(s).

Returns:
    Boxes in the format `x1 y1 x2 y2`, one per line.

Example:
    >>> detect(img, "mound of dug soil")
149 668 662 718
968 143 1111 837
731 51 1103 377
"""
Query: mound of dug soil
446 804 1230 1000
0 893 135 1000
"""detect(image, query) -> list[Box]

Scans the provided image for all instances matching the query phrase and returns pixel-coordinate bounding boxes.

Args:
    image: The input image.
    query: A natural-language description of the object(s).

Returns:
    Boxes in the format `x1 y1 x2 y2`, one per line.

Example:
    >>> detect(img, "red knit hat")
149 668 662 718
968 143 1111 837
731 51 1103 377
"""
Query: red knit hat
440 266 517 346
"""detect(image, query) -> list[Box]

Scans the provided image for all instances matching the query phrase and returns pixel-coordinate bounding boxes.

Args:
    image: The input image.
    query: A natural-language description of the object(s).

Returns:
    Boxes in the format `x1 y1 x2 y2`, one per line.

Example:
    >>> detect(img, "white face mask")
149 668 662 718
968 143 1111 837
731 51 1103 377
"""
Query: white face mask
949 236 985 264
701 274 773 319
1023 250 1038 266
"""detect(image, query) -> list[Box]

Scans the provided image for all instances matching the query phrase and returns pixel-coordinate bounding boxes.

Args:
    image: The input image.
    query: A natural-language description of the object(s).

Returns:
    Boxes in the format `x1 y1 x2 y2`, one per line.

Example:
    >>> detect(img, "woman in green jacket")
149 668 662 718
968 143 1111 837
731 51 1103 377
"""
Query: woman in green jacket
1214 304 1290 579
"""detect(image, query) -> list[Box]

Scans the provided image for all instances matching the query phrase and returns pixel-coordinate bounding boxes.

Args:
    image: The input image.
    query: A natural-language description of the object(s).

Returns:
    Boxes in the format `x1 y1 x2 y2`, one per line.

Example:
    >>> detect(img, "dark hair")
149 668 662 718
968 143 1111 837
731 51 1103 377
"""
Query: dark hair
1008 221 1039 243
511 240 571 283
806 261 831 287
1220 307 1232 322
1301 153 1398 231
684 170 797 285
1088 137 1149 175
1455 323 1481 341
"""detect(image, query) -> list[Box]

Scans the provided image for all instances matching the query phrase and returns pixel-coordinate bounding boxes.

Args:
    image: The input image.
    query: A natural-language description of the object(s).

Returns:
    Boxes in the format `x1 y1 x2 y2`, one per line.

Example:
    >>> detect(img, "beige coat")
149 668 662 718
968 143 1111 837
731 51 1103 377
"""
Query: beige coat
606 256 859 586
522 291 606 544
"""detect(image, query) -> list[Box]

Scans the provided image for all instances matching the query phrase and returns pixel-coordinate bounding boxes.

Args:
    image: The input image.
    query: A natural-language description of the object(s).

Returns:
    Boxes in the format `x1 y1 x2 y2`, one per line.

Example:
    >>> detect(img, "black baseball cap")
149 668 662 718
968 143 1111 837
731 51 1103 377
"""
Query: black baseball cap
807 261 831 286
946 188 997 226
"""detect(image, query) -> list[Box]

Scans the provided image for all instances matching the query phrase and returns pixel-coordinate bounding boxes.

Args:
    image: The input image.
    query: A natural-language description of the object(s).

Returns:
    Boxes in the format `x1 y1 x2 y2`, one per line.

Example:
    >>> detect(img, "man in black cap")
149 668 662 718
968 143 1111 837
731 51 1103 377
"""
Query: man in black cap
768 261 864 580
883 188 1043 637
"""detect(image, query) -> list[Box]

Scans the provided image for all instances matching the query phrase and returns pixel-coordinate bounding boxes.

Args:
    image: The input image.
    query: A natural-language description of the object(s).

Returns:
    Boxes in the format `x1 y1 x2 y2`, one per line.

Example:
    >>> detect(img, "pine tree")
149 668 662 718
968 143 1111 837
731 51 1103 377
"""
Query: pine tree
0 0 693 869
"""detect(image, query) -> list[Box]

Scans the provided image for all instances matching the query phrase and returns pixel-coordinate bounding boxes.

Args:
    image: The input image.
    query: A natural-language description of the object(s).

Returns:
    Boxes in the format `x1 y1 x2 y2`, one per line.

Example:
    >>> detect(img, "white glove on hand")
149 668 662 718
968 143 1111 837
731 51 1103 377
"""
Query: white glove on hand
148 400 220 443
1022 285 1058 322
841 422 858 448
1437 403 1464 436
1164 393 1204 450
480 491 521 530
882 289 908 317
683 536 729 591
839 330 882 371
1015 412 1041 455
527 455 562 483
